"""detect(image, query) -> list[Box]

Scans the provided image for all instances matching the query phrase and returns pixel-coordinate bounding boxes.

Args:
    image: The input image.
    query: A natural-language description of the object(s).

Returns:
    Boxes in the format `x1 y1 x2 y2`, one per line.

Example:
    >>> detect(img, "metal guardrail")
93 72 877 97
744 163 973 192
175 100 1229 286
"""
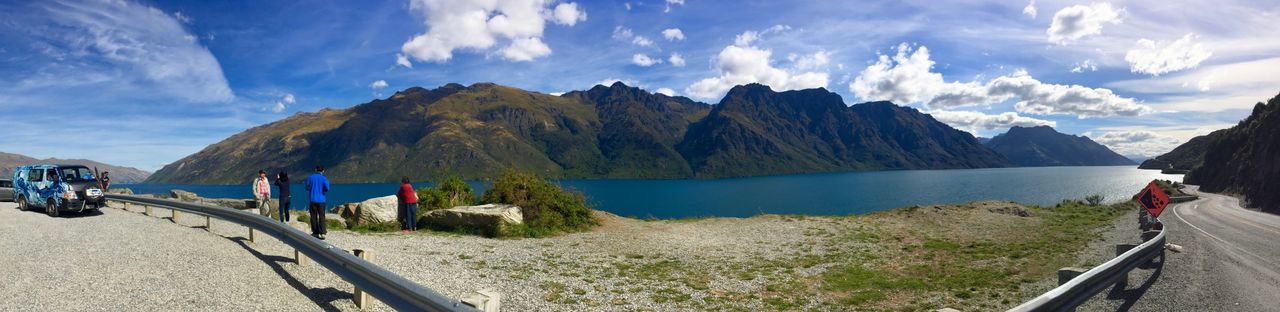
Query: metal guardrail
1008 229 1166 311
106 194 480 312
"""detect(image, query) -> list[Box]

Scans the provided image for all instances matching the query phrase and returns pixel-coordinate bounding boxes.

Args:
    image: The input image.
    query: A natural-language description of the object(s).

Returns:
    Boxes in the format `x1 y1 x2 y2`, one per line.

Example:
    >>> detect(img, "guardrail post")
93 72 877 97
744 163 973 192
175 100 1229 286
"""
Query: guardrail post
205 216 211 230
172 208 179 221
1057 267 1087 286
248 228 256 243
462 289 502 312
1115 244 1137 288
354 249 372 309
145 204 153 216
295 249 307 266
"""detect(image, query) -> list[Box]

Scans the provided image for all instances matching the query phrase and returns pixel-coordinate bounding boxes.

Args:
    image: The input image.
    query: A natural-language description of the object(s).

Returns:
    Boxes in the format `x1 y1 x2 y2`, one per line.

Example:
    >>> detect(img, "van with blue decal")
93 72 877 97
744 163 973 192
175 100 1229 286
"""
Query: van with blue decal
12 164 106 217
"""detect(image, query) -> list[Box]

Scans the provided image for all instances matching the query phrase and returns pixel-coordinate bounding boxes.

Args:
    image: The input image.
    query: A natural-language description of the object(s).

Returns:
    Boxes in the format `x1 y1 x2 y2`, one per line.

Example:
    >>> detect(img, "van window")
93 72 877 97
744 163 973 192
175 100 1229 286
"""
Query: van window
28 169 43 182
59 167 95 182
0 181 10 188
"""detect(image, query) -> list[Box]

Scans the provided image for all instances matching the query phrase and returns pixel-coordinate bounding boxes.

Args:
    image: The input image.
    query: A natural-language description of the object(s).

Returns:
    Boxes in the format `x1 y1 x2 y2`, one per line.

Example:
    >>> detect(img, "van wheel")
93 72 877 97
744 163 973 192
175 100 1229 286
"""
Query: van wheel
16 196 25 211
46 199 59 217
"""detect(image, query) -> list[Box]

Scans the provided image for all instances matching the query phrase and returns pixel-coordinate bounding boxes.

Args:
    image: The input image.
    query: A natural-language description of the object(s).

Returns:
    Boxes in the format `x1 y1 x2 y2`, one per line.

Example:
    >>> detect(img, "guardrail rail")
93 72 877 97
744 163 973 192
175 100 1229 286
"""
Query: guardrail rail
1009 228 1166 311
106 194 480 312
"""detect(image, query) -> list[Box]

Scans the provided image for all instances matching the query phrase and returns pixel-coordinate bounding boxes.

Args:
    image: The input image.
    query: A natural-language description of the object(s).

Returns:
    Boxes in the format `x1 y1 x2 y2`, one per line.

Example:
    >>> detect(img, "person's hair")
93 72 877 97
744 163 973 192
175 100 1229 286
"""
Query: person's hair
258 170 266 175
401 176 410 184
277 171 289 182
315 165 325 172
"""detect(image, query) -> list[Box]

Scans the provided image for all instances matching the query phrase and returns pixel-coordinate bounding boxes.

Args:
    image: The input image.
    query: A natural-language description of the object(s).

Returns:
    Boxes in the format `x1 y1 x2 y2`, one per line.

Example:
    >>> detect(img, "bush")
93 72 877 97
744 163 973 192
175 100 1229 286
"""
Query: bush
1084 194 1104 205
481 169 597 237
416 175 477 212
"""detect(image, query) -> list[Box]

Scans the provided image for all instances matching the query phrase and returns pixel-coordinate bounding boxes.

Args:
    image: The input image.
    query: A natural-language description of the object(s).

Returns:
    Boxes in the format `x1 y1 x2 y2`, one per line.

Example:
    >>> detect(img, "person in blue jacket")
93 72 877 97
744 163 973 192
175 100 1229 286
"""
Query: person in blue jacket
305 165 331 240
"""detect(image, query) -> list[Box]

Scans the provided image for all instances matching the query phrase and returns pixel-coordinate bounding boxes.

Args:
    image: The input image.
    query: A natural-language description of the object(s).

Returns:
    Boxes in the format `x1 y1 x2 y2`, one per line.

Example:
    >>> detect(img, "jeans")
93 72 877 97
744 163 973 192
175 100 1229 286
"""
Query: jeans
404 203 418 230
278 196 291 222
256 196 271 217
309 202 327 236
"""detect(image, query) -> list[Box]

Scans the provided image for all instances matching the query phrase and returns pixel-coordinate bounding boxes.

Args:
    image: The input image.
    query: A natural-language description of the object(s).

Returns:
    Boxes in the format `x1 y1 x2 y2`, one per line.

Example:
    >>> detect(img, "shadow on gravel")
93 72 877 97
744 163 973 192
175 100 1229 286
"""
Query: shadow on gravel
1104 252 1166 310
14 208 105 218
226 236 350 311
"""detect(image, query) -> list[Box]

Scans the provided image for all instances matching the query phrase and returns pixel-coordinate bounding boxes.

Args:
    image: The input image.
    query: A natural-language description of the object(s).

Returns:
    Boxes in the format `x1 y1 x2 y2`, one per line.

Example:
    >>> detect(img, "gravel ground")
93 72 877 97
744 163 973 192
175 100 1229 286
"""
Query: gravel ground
1 198 1133 311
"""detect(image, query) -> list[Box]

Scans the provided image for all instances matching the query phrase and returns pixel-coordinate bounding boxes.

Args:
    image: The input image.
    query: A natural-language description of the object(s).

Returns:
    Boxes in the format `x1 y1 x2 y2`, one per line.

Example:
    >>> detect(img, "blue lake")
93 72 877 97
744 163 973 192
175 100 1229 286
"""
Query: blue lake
118 166 1182 219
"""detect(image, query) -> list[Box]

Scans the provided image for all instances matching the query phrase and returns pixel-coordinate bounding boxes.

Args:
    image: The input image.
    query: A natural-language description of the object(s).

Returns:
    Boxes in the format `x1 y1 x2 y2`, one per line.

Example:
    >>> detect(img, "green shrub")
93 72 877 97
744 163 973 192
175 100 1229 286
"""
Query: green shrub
481 169 598 237
1084 194 1104 205
416 175 477 212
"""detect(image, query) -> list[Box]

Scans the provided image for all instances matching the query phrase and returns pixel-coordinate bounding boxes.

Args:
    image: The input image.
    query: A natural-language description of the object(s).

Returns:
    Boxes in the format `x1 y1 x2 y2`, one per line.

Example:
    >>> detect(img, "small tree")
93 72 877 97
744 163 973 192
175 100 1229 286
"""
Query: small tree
1085 194 1104 206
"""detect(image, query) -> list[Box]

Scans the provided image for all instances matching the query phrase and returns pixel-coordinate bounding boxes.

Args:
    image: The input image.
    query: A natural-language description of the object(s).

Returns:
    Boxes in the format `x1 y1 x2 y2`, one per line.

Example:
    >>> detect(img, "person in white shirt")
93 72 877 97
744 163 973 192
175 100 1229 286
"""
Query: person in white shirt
252 170 272 217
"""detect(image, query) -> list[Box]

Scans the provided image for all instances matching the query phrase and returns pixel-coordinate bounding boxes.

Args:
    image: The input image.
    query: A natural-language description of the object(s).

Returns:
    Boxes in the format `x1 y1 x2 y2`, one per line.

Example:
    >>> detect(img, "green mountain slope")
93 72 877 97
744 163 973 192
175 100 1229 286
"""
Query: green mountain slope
1185 93 1280 213
148 82 1014 184
1137 130 1226 171
984 126 1136 167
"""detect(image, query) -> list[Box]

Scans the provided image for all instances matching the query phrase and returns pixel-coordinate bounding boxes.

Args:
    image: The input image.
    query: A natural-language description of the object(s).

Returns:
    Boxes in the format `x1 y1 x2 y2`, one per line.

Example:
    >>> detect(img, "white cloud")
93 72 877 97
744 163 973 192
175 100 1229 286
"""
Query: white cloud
789 50 831 70
173 11 193 24
664 0 684 13
928 110 1056 134
668 53 686 67
500 37 552 61
551 2 587 26
734 31 759 46
655 88 677 96
1125 33 1212 76
399 0 584 64
632 53 662 67
662 28 685 41
1047 2 1122 44
1090 130 1183 158
272 93 296 113
613 26 654 47
685 44 829 100
632 36 654 47
594 77 637 87
850 43 1151 118
1070 60 1097 73
369 80 389 89
21 0 234 103
395 54 413 68
1022 0 1037 18
624 2 631 11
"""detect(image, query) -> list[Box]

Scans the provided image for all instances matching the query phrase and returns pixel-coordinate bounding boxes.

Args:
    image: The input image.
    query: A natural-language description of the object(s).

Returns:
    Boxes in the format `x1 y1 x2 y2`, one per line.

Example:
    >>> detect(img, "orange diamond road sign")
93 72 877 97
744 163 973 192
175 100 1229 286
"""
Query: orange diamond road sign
1136 181 1171 218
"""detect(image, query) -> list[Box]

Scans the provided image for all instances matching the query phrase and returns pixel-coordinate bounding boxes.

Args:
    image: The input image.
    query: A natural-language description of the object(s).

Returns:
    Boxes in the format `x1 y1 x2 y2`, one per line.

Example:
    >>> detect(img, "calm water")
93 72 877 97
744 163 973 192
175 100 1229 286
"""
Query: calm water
118 166 1181 219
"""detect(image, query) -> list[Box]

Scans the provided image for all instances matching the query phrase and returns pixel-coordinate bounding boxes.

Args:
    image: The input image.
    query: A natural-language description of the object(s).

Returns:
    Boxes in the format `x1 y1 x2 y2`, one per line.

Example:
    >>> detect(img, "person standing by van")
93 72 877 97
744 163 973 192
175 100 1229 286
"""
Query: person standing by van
305 166 331 240
252 170 272 217
396 177 418 232
274 171 291 222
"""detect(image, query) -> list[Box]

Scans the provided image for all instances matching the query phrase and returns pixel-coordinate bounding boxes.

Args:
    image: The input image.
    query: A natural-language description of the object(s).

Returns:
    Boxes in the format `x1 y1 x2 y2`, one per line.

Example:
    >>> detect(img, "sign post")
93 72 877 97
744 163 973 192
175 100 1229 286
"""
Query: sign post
1135 181 1171 218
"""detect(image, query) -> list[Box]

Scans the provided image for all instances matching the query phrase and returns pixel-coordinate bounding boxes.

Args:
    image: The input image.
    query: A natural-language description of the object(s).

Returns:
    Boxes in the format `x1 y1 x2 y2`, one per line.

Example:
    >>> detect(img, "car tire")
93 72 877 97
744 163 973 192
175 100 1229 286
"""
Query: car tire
16 196 25 211
46 199 59 217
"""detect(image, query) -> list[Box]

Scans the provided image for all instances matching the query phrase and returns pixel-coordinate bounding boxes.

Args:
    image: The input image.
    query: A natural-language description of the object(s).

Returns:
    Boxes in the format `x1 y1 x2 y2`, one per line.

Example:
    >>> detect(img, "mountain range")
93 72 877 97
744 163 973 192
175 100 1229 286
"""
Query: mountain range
0 152 152 183
983 126 1137 167
1137 130 1226 172
147 82 1022 184
1184 92 1280 213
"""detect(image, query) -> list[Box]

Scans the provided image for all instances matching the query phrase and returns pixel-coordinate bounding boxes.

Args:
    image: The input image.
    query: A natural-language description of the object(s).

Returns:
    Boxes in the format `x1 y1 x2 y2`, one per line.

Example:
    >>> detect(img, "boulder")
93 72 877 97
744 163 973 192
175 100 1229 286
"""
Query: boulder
354 195 398 224
170 189 200 202
420 204 523 236
332 203 359 220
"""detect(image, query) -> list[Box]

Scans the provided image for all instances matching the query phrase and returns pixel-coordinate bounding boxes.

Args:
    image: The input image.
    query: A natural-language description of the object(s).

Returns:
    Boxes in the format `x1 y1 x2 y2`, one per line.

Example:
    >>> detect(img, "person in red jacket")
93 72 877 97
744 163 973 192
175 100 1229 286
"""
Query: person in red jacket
396 177 418 233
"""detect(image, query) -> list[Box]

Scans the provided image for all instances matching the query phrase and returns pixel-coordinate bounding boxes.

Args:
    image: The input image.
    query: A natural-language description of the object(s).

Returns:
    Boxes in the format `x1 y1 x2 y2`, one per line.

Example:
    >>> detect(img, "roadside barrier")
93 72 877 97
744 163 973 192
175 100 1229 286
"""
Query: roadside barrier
1009 229 1166 311
106 194 479 311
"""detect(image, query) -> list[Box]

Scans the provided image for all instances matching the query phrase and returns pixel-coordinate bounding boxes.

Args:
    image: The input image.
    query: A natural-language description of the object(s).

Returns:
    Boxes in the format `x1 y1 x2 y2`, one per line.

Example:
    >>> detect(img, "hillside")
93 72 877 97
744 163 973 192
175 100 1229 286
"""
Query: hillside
1185 93 1280 213
1137 129 1226 171
0 152 152 183
984 126 1136 167
148 82 1011 184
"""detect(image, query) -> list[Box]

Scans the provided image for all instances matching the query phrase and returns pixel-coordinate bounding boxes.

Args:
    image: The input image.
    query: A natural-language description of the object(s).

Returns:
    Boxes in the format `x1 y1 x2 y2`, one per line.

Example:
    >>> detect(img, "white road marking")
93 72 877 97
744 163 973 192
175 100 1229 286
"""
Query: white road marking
1173 200 1275 266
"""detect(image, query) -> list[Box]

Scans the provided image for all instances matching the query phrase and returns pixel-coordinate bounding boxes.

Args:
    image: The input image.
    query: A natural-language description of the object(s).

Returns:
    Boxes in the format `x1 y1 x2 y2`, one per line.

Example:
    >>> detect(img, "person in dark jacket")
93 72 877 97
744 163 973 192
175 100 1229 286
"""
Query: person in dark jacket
396 176 418 232
305 166 331 240
274 171 291 222
100 172 111 190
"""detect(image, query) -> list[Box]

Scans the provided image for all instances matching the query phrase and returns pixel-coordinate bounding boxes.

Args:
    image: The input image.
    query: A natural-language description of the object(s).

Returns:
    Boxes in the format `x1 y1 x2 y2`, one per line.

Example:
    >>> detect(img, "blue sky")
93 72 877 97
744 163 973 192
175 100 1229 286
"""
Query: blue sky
1 0 1277 171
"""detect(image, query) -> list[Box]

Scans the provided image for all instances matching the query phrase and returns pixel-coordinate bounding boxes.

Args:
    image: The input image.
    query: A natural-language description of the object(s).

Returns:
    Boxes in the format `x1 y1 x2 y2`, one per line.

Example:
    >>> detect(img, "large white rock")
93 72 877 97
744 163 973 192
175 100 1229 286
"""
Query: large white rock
420 204 524 235
355 195 399 224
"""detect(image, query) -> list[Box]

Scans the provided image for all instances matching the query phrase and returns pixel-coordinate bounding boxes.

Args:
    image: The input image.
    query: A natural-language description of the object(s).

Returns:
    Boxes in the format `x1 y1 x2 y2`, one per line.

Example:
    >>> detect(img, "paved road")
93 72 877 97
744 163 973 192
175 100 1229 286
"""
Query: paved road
1083 186 1280 311
0 201 366 311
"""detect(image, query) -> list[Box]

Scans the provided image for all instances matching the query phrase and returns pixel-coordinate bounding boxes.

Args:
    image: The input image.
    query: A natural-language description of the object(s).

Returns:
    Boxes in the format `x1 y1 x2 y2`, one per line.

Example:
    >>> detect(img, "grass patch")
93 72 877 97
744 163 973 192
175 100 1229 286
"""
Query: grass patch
480 169 598 237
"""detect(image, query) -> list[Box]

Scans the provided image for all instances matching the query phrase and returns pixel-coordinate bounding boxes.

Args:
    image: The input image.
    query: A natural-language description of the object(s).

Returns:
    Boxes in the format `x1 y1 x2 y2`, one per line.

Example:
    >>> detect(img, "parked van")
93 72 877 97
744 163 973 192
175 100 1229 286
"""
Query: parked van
12 164 106 217
0 179 13 202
